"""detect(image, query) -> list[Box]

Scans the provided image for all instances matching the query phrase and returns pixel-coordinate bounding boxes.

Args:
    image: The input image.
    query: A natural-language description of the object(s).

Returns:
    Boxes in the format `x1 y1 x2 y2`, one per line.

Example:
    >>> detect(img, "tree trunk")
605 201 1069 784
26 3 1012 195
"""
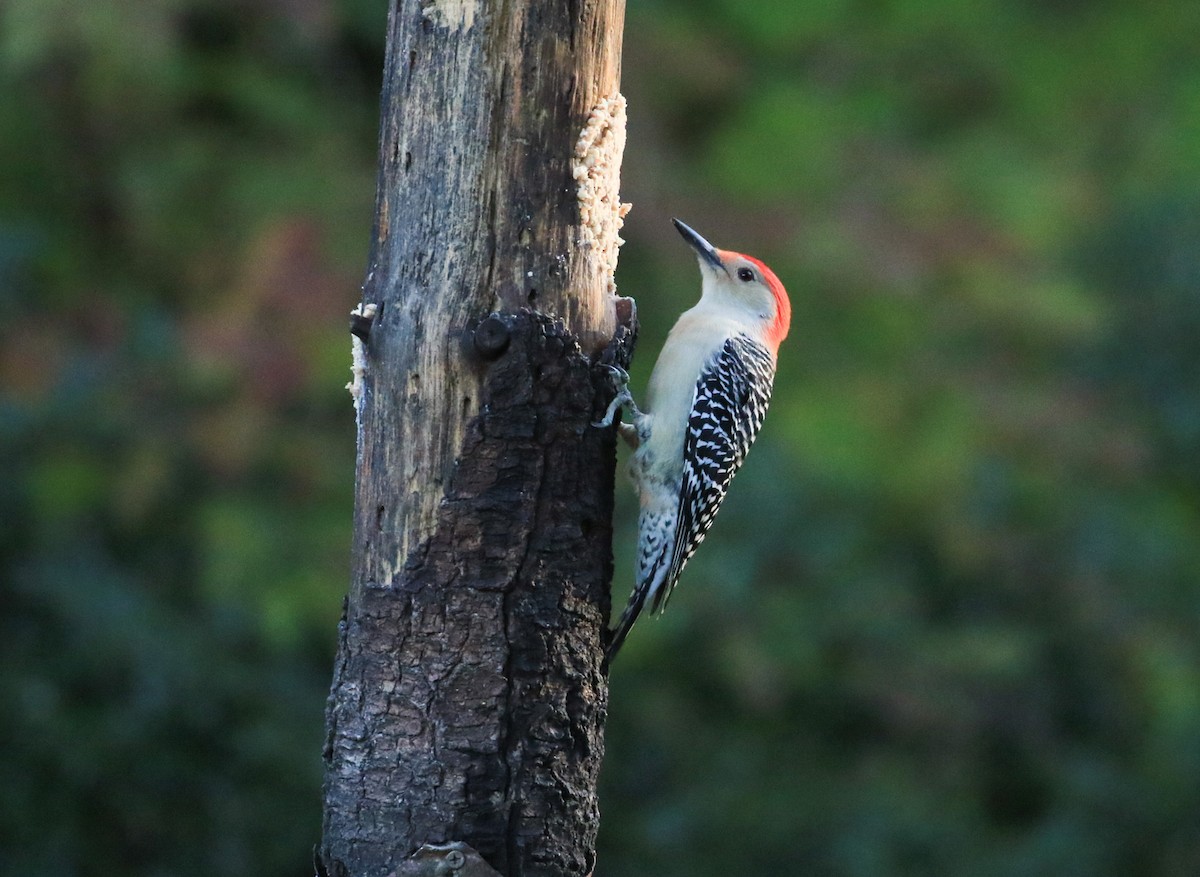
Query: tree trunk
319 1 630 876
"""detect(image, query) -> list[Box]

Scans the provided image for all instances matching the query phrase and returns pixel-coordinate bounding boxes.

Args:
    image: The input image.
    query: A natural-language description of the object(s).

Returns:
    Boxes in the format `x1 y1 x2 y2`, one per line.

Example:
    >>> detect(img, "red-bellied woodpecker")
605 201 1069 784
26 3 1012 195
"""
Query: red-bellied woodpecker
596 218 791 661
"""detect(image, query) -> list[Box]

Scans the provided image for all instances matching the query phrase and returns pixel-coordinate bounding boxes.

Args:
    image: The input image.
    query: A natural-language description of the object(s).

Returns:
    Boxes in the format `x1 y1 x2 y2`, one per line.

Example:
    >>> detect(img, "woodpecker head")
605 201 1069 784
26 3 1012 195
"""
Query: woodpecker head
673 218 791 350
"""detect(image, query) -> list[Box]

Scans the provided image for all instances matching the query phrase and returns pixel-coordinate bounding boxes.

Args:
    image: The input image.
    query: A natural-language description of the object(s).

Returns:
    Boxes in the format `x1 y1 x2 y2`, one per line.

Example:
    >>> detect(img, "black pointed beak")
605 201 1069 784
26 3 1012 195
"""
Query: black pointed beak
672 218 724 270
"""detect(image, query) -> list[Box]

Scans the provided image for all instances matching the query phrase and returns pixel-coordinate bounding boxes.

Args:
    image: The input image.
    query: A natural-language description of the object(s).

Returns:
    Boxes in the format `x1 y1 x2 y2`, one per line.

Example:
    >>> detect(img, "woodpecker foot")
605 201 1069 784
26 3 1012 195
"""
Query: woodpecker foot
603 363 631 387
593 386 633 429
593 364 643 429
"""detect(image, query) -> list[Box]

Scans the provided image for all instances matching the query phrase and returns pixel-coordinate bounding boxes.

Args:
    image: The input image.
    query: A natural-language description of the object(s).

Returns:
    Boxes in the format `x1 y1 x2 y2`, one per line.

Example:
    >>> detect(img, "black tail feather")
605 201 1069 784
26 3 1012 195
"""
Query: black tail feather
605 583 649 665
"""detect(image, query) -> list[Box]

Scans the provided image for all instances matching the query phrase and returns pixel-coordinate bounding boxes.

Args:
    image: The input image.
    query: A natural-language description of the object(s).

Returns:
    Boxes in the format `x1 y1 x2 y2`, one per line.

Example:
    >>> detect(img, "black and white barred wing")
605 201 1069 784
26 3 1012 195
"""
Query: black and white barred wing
651 334 776 613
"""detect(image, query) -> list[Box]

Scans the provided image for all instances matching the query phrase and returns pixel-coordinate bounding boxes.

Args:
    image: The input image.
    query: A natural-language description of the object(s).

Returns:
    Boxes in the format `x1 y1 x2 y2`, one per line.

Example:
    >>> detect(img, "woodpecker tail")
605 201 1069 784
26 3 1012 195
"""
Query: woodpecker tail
609 511 676 662
605 582 649 663
608 566 677 662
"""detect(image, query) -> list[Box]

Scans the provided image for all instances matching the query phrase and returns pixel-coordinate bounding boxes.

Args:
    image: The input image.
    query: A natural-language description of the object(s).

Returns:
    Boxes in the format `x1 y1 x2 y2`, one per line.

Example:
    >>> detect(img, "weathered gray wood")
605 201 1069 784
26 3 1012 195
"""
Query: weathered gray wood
320 1 629 875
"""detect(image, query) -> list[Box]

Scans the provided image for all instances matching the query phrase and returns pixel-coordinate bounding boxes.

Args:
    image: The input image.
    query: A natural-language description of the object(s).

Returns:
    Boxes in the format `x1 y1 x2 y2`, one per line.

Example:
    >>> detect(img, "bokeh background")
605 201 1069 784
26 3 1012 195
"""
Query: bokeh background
3 1 1200 875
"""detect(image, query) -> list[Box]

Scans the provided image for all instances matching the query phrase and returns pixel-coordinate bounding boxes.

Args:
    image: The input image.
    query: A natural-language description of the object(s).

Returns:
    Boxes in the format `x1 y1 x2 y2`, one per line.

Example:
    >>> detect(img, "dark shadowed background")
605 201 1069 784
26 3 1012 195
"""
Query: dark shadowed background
3 1 1199 875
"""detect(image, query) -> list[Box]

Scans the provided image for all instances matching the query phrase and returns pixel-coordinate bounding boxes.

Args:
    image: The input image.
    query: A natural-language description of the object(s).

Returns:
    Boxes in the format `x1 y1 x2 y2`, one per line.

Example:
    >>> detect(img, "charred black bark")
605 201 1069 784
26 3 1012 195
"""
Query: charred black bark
321 314 634 877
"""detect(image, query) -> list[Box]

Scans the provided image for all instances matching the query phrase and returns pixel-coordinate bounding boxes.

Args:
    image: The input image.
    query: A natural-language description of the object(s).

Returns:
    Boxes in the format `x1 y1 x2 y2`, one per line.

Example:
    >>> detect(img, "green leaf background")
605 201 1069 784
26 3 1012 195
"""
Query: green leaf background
2 1 1199 874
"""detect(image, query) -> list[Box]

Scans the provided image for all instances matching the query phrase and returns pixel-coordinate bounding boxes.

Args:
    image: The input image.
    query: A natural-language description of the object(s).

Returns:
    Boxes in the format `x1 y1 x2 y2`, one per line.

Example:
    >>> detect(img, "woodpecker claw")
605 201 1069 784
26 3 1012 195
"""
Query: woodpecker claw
593 387 633 429
593 364 642 430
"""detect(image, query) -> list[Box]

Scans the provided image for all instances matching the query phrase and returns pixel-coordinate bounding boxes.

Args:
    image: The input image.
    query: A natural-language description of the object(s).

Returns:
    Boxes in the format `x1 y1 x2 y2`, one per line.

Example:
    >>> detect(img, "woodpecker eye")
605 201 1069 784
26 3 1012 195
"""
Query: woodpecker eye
737 267 755 282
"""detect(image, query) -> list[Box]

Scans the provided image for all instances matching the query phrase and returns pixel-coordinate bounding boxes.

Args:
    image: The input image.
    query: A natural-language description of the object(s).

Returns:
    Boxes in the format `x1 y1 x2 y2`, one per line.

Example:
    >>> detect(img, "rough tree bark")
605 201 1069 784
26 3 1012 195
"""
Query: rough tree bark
319 1 630 876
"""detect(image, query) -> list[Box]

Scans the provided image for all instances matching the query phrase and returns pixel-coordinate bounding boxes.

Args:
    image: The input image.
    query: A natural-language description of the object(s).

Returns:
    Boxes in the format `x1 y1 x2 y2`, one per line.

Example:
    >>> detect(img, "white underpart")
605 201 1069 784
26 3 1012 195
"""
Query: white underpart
634 269 771 489
629 268 778 608
420 0 480 30
626 307 727 606
573 93 632 295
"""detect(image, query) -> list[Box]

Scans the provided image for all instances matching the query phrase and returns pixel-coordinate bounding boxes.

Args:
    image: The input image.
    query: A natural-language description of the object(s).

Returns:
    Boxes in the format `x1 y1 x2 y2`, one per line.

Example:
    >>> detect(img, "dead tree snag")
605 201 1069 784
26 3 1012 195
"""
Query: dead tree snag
319 1 630 875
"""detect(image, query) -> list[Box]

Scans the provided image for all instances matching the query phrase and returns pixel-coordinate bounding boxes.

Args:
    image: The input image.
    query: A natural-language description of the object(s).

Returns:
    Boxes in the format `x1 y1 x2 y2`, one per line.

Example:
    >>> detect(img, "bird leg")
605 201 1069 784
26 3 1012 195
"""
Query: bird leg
594 364 645 448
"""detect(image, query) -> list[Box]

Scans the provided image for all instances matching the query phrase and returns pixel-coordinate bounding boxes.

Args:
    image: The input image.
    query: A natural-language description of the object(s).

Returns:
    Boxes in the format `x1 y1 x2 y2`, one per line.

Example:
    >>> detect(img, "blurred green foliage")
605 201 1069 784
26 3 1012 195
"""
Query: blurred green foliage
2 1 1199 875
